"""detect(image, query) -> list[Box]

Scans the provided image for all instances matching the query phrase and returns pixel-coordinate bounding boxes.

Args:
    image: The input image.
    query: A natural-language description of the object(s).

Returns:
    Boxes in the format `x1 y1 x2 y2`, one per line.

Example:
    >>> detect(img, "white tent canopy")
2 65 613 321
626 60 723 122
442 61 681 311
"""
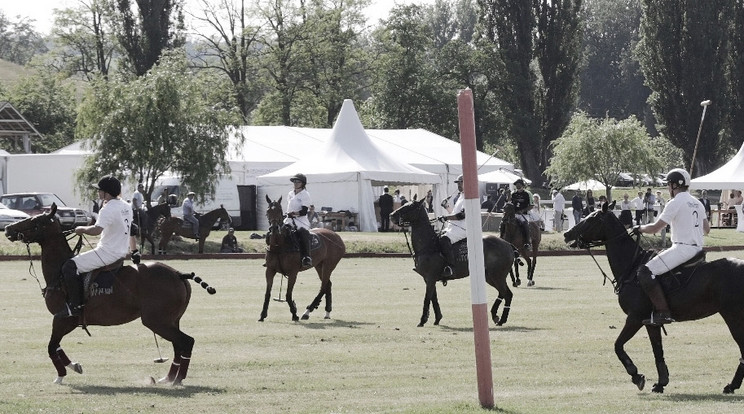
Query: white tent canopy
690 142 744 189
258 99 440 232
563 179 607 191
478 169 531 185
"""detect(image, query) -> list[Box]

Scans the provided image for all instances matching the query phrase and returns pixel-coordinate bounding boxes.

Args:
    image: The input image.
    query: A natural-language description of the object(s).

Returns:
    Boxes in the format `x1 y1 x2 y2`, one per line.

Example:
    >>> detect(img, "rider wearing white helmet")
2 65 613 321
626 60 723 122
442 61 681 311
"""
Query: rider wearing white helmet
633 168 710 326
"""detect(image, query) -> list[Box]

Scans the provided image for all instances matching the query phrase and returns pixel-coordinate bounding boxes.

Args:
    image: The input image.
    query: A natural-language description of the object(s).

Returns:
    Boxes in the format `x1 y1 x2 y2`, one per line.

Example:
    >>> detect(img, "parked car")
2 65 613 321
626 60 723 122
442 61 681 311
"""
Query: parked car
0 203 30 229
0 193 92 230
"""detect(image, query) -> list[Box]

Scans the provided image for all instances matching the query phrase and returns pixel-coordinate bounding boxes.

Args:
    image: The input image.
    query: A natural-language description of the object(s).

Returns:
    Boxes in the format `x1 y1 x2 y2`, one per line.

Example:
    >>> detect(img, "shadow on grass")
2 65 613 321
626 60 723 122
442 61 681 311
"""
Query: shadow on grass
68 383 226 396
658 392 744 402
435 324 543 333
298 318 376 330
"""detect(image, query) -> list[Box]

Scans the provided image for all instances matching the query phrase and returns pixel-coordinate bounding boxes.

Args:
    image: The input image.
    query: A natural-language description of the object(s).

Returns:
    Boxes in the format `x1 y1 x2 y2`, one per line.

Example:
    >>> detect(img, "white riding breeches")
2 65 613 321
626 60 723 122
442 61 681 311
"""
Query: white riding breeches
645 243 701 276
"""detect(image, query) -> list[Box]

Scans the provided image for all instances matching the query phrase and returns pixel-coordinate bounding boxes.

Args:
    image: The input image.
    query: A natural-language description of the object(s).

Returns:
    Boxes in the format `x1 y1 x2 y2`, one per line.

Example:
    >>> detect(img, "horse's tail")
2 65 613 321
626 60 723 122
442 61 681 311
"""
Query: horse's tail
181 272 217 295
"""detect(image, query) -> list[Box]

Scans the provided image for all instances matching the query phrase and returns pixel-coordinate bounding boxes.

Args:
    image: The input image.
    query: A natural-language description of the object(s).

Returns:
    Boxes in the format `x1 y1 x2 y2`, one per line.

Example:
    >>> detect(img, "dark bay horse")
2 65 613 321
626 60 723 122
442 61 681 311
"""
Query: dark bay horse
260 196 345 322
564 201 744 394
501 202 541 287
158 206 231 254
4 204 216 386
135 203 171 254
390 199 515 327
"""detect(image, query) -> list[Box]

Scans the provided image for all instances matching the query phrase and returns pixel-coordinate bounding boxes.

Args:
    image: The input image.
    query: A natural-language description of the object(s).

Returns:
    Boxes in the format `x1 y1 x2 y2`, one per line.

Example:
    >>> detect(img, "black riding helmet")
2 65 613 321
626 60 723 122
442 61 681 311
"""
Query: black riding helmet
93 176 121 197
290 173 307 186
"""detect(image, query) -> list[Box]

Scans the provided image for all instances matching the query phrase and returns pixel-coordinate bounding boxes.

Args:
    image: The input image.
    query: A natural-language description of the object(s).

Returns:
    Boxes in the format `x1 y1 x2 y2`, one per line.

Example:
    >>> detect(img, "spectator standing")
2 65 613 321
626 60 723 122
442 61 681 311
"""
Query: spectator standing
631 191 644 225
424 190 434 213
643 188 656 224
619 193 633 228
378 187 394 232
571 191 583 225
552 189 565 232
699 190 712 221
585 189 596 216
481 195 496 212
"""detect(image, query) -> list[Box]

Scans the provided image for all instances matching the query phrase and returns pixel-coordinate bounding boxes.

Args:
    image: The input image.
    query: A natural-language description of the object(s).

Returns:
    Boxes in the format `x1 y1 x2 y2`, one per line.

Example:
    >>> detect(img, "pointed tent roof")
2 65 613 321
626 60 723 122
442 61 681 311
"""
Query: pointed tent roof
690 142 744 189
258 100 439 185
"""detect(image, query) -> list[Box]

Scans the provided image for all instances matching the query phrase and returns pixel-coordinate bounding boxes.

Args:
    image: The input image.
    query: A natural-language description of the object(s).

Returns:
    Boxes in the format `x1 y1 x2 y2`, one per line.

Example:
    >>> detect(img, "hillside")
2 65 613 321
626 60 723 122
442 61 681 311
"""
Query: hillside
0 58 32 88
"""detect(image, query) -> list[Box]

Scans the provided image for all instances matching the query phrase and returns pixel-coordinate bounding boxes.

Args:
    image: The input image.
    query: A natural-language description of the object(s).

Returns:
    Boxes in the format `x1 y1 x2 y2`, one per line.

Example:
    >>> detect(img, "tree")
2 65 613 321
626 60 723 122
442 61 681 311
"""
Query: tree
189 0 264 122
727 0 744 145
579 0 649 123
0 11 48 65
545 112 663 200
636 0 732 176
479 0 583 185
111 0 186 77
0 69 78 153
50 0 117 80
75 51 243 202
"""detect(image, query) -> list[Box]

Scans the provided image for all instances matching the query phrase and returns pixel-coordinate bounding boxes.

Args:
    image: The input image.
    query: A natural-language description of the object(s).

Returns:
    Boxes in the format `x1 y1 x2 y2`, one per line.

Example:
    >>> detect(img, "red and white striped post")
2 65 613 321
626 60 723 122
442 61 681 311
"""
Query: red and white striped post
457 88 494 408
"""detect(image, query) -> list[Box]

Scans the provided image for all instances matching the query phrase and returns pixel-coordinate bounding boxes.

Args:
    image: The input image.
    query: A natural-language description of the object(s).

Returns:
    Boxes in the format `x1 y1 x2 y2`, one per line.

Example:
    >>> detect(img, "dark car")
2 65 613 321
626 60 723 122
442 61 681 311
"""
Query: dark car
0 192 92 230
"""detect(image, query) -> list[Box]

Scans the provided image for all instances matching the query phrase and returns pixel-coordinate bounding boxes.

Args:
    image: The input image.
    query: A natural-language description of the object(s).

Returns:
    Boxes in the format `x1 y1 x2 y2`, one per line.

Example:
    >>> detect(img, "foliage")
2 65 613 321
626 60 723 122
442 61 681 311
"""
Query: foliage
110 0 186 77
0 11 47 65
75 50 244 202
48 0 117 80
545 112 663 199
579 0 650 124
636 0 732 176
0 69 78 153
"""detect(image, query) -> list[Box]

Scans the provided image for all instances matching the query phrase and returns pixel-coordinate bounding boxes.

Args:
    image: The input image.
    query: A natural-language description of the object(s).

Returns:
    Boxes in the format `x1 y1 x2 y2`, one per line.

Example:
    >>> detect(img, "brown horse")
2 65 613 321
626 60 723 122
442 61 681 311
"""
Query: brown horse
4 204 216 385
564 201 744 394
158 206 231 254
389 198 515 327
501 202 541 287
260 196 345 322
135 203 171 254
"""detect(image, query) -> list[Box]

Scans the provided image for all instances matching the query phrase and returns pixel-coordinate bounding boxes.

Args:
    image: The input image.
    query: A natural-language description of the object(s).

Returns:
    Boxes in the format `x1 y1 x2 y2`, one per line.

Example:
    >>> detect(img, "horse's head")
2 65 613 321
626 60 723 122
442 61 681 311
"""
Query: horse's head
564 200 623 248
218 204 232 228
5 203 62 244
153 203 171 219
389 197 426 228
265 195 285 228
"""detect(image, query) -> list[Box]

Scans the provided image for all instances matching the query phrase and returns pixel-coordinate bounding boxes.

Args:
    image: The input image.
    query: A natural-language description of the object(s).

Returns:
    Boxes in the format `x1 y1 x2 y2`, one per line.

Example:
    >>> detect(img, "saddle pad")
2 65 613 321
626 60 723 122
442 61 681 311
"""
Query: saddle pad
453 239 468 263
284 233 322 253
83 269 117 298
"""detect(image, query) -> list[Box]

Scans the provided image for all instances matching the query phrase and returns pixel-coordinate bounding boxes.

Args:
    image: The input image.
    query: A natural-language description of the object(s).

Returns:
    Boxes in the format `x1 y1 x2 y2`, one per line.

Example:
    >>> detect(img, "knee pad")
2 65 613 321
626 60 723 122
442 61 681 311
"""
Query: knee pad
637 265 654 288
62 260 78 278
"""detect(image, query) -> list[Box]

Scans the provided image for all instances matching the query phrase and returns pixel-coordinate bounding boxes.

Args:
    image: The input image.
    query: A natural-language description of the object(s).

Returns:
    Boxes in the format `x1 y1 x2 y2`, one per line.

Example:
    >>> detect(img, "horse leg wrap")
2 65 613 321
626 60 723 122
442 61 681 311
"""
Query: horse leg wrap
162 356 181 383
174 355 191 384
50 352 67 377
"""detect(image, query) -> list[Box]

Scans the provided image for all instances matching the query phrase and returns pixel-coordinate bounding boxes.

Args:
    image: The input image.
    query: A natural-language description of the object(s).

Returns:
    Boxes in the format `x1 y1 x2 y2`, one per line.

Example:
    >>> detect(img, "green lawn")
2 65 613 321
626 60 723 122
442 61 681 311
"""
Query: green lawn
2 253 744 413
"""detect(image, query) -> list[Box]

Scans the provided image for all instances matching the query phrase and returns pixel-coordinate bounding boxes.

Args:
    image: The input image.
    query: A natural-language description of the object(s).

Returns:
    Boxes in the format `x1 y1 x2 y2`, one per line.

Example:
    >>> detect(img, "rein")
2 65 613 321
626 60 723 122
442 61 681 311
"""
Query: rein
579 223 644 294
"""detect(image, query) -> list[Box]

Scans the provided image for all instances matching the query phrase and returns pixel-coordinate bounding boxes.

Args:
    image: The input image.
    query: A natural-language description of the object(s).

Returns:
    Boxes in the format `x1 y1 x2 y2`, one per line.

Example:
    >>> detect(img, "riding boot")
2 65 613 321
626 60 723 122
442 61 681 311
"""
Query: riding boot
298 228 312 267
499 221 505 239
438 237 455 277
637 265 674 326
54 260 83 319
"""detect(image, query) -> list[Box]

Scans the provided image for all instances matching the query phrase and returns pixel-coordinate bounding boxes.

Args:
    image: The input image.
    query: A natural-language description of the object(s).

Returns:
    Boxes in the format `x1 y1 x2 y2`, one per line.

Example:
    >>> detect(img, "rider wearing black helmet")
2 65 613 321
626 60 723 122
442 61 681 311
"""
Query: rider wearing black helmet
55 176 133 318
286 173 313 267
633 168 709 326
501 178 533 250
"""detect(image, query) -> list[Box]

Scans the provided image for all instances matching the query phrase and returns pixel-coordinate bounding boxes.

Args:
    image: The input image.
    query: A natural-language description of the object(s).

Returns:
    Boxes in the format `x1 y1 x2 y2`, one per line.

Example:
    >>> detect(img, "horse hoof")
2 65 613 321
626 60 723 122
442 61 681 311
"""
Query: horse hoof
292 315 300 322
652 383 664 393
434 319 441 325
724 384 735 394
53 376 64 385
527 280 535 287
258 318 265 322
68 362 83 374
301 314 309 320
417 322 425 327
633 374 645 391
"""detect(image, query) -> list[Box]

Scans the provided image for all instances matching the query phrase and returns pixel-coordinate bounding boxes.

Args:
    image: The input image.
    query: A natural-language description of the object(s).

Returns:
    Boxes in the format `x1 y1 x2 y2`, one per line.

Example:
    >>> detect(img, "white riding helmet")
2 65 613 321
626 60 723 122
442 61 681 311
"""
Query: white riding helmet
666 168 691 187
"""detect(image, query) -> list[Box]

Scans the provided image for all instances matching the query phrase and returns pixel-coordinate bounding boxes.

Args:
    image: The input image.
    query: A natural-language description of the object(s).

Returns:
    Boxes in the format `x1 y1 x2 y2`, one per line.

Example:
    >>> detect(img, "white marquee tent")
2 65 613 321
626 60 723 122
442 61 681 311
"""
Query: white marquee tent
690 142 744 189
258 100 440 232
563 179 607 191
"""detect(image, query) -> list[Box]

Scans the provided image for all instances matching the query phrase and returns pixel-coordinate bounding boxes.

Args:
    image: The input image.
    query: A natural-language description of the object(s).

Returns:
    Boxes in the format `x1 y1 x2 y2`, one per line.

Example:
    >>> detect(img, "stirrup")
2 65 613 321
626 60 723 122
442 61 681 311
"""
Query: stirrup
54 303 82 319
442 266 453 277
642 312 674 326
302 256 312 266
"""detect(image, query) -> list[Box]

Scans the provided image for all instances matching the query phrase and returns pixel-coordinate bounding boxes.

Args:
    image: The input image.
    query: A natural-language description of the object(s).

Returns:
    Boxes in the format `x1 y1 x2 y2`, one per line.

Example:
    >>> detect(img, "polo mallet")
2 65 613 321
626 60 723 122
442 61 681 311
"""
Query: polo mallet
274 275 285 302
689 99 712 177
153 333 168 363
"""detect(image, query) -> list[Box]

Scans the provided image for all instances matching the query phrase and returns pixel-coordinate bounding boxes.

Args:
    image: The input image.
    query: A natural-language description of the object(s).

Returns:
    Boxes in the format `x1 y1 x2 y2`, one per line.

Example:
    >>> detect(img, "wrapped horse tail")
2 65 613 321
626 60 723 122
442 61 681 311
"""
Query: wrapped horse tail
180 272 217 295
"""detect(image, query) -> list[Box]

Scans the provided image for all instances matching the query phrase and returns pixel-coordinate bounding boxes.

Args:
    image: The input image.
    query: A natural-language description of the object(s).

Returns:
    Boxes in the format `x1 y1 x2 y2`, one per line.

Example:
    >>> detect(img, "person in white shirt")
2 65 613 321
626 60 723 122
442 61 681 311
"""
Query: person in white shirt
439 175 466 276
285 173 313 266
619 193 633 228
633 168 709 326
182 192 200 240
56 176 133 319
552 189 565 232
630 191 644 225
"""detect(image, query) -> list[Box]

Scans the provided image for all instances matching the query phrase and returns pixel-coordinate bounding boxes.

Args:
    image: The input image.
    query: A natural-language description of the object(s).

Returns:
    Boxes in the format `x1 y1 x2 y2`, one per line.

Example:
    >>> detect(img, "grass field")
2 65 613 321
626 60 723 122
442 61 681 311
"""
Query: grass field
2 253 744 413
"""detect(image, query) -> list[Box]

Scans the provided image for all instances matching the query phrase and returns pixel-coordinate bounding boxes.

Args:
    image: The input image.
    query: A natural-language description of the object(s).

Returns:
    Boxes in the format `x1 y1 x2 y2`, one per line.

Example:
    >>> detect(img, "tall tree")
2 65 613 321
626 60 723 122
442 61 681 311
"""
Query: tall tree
728 0 744 145
75 51 243 200
50 0 117 80
636 0 732 176
111 0 186 77
190 0 264 122
0 11 47 65
579 0 648 122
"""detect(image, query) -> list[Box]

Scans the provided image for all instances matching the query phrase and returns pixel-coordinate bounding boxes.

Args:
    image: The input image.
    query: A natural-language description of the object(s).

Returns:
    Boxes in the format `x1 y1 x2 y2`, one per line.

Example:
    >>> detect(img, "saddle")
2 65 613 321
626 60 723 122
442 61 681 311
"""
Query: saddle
281 229 321 254
81 259 124 301
656 250 707 293
180 213 201 230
